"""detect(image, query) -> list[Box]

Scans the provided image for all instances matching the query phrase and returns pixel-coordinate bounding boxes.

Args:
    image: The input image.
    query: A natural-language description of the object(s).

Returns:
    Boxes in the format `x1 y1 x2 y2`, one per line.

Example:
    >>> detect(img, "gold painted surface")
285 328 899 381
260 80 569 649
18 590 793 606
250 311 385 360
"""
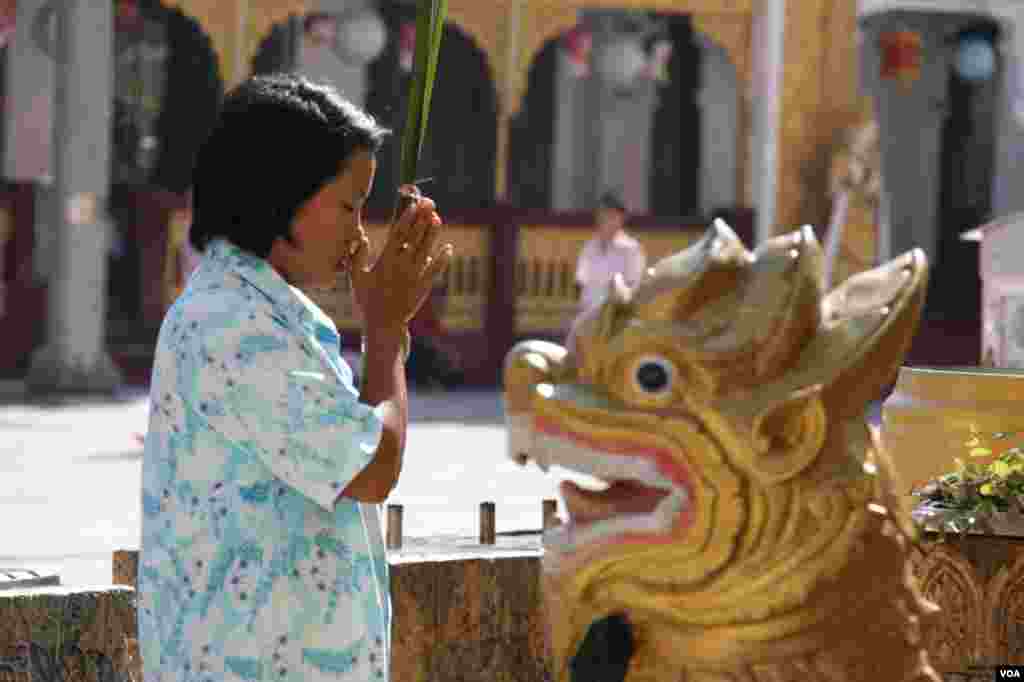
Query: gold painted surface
882 367 1024 497
831 202 879 285
448 1 755 198
166 0 239 85
242 0 309 86
305 223 490 333
452 1 751 119
515 226 702 334
503 220 941 681
830 118 881 284
775 0 873 235
176 0 866 244
170 0 308 87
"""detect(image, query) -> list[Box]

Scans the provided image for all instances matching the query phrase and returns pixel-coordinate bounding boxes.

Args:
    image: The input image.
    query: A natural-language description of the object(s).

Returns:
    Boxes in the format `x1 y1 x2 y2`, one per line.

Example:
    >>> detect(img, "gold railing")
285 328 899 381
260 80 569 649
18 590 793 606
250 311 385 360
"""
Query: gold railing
325 223 491 332
514 225 705 335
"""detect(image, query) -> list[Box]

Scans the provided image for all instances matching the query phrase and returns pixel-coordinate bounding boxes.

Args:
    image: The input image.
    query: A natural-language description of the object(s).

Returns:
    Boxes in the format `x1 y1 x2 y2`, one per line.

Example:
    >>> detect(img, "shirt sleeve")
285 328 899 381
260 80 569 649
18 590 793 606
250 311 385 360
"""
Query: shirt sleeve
576 242 592 285
193 310 383 512
626 244 647 285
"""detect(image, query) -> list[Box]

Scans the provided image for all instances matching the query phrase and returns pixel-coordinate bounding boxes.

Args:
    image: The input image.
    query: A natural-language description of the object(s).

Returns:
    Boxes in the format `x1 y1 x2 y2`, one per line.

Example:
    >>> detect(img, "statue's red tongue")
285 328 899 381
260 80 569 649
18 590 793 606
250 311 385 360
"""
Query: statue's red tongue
560 479 669 525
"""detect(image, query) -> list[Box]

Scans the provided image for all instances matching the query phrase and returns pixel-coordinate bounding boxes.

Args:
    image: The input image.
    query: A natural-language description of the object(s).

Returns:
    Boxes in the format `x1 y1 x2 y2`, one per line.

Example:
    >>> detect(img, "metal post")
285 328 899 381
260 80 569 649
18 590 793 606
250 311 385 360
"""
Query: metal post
26 0 121 393
386 504 403 550
479 501 496 545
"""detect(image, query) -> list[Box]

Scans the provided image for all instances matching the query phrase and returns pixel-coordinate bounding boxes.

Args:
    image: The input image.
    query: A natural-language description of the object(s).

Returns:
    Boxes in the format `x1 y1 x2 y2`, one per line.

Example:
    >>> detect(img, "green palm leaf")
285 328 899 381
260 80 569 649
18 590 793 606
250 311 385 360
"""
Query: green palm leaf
396 0 448 209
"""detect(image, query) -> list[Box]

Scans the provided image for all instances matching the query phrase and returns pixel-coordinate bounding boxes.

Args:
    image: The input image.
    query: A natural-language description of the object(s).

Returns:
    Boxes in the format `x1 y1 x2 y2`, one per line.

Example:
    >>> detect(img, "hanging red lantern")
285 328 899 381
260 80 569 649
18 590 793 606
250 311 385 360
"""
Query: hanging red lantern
562 25 593 78
398 22 416 73
0 1 14 49
879 30 922 84
114 0 144 33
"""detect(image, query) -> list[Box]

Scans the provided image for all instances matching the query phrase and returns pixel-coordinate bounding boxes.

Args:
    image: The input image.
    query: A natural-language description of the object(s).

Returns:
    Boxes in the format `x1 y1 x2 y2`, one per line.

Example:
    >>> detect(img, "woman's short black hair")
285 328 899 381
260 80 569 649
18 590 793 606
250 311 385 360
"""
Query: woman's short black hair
190 73 390 257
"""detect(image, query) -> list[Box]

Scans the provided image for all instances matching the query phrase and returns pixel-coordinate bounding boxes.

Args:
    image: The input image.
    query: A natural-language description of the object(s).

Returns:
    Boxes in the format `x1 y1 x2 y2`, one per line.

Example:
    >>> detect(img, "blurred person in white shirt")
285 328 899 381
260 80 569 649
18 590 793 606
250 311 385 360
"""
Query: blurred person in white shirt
575 191 646 314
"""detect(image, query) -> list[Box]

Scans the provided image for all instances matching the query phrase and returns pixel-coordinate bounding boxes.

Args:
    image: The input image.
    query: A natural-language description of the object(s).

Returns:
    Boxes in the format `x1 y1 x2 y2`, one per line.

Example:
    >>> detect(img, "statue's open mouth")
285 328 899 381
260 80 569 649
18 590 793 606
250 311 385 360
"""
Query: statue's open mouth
509 414 692 554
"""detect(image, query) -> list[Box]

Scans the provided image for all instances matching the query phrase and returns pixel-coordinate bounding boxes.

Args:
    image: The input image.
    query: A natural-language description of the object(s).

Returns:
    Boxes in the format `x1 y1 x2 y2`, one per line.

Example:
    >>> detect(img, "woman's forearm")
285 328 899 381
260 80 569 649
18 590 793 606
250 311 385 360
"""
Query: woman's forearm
341 327 408 503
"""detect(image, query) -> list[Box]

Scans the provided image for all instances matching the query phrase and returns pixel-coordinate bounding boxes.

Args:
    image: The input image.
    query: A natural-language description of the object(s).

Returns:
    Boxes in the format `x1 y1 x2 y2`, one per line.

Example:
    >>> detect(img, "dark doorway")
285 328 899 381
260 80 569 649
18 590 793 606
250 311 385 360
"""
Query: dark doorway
649 13 701 217
366 4 497 212
910 21 999 366
106 1 222 345
507 39 559 210
931 25 999 318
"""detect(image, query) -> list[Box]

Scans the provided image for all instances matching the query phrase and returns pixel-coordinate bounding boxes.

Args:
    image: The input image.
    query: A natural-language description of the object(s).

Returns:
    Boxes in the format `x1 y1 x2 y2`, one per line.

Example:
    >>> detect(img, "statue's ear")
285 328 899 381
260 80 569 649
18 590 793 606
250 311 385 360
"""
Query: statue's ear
747 385 828 484
570 614 634 682
738 248 928 422
817 249 928 419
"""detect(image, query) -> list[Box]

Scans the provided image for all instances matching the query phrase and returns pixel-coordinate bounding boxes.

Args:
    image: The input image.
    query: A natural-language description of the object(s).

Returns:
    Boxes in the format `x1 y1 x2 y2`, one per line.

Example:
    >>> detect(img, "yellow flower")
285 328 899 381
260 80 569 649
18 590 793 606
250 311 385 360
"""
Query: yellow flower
992 461 1012 478
970 447 993 457
1011 462 1024 474
981 483 994 496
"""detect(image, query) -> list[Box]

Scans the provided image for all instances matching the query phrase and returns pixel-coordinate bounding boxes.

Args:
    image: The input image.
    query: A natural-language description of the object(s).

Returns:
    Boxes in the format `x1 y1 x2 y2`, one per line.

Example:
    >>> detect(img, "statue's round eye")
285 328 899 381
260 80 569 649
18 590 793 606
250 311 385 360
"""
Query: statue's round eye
632 355 675 396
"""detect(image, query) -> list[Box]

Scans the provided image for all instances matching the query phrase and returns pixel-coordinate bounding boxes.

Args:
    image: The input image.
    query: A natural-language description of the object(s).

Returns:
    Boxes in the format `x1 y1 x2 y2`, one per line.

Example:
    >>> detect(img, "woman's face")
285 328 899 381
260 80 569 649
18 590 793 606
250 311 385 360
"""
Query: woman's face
277 148 377 288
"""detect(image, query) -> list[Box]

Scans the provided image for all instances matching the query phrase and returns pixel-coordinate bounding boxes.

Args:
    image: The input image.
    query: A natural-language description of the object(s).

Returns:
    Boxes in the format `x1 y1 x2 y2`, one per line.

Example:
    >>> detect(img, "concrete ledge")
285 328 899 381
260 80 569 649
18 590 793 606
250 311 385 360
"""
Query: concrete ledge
391 553 548 681
0 586 137 682
113 538 551 681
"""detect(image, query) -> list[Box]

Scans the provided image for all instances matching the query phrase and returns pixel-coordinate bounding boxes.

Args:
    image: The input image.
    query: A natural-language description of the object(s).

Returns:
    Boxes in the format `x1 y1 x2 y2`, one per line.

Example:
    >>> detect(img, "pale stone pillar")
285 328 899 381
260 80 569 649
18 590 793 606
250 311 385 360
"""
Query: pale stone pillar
551 50 588 211
697 36 739 218
26 0 122 393
749 0 785 243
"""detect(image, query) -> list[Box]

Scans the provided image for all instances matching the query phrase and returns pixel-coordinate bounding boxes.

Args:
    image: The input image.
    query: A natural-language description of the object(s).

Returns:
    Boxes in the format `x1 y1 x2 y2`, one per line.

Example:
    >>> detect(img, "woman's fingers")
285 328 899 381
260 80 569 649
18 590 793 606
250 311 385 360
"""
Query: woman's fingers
424 243 454 282
384 200 418 257
413 212 442 262
386 197 436 260
404 200 436 255
347 235 371 290
351 234 371 271
412 244 454 310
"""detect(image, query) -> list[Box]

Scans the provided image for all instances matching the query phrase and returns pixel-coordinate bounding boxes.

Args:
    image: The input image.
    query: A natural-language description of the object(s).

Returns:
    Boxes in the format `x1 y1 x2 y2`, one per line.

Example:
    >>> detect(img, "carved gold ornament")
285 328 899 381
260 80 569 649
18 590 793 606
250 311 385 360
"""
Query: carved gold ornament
504 219 941 682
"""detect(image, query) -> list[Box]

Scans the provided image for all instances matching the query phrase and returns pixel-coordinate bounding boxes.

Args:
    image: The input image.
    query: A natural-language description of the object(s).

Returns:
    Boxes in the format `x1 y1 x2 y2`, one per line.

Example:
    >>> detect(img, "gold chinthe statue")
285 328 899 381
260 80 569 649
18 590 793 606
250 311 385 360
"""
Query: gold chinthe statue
503 220 941 682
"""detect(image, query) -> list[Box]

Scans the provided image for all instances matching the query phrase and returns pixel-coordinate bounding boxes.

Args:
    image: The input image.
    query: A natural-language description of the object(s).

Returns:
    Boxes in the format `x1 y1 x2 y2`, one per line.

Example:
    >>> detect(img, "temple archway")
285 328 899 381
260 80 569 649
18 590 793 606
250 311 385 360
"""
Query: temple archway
252 6 498 212
510 10 738 218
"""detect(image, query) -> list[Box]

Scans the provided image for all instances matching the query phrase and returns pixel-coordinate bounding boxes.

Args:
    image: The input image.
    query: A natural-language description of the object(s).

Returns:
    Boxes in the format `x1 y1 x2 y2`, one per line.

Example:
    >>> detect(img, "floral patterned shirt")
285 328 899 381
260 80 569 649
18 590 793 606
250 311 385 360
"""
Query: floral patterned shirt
139 239 391 682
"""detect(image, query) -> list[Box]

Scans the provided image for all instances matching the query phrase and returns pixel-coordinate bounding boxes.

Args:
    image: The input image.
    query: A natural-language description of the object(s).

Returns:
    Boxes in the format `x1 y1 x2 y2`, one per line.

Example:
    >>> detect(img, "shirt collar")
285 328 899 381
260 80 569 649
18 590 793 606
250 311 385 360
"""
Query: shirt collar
204 239 339 339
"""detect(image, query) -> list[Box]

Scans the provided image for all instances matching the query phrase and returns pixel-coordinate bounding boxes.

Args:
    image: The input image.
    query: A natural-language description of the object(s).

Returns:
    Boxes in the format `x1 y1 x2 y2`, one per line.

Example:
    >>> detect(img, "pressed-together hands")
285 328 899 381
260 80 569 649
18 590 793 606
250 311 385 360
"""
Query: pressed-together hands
348 186 454 335
342 187 453 502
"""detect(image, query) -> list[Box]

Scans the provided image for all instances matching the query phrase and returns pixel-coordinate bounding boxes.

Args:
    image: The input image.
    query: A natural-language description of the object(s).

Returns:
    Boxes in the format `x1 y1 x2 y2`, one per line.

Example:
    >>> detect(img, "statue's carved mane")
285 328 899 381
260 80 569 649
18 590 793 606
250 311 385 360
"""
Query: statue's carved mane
504 221 941 682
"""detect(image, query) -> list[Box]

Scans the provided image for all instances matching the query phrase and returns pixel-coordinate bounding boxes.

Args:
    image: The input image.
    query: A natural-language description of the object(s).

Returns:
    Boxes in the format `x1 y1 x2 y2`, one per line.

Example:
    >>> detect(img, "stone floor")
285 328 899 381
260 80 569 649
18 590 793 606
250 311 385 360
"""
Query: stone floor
0 388 583 587
0 383 886 588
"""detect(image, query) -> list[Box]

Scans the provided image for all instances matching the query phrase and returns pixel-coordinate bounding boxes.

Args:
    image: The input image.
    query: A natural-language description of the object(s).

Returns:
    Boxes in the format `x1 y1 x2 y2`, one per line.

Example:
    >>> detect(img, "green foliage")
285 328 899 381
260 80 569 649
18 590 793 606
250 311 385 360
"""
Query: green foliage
912 436 1024 536
397 0 448 192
